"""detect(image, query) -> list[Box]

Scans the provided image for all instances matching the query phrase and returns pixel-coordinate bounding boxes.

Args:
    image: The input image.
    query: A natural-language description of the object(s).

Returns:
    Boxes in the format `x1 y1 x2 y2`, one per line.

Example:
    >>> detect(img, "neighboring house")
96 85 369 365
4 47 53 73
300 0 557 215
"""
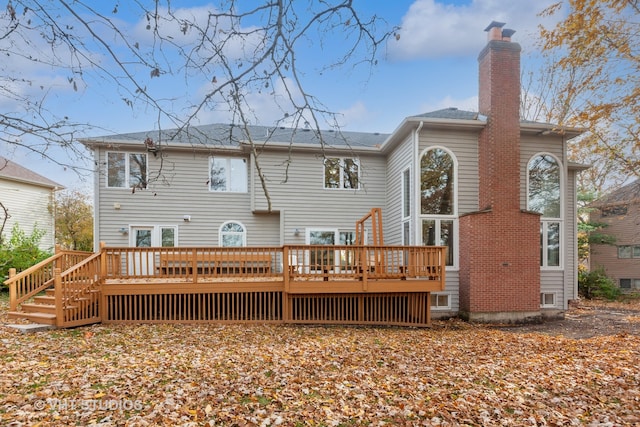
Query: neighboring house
81 22 586 322
589 179 640 291
0 155 63 251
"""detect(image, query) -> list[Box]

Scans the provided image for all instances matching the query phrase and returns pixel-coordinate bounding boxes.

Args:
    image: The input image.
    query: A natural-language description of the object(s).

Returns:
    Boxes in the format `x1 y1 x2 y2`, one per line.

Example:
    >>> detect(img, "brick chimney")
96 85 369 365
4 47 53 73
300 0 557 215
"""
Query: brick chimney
458 22 541 323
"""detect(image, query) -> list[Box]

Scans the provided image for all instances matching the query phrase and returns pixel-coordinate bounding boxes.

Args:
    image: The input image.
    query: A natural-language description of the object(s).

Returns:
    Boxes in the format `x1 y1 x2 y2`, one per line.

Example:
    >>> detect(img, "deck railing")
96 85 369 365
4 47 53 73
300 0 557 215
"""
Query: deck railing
100 245 445 285
101 246 284 280
7 244 446 327
5 248 93 312
55 252 103 327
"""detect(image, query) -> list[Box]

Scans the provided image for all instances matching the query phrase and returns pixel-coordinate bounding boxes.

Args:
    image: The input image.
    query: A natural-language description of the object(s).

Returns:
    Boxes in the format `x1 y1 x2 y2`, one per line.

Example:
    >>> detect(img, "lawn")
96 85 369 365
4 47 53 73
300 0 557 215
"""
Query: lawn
1 294 639 426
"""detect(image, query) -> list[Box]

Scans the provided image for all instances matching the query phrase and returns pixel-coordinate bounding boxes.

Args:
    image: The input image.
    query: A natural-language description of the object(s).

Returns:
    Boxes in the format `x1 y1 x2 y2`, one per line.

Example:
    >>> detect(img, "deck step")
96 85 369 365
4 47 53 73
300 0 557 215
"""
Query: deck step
7 311 57 325
33 295 56 305
21 303 56 315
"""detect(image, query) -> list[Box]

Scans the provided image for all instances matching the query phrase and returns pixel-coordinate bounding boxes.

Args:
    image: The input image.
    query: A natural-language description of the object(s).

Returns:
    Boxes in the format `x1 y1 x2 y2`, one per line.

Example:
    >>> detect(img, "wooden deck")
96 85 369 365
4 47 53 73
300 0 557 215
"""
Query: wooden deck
6 245 446 328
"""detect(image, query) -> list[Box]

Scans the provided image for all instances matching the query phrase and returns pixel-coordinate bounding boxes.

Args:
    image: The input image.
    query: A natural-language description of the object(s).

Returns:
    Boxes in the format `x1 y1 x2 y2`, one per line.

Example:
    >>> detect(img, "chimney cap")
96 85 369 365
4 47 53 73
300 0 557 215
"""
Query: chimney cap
484 21 506 32
502 28 516 38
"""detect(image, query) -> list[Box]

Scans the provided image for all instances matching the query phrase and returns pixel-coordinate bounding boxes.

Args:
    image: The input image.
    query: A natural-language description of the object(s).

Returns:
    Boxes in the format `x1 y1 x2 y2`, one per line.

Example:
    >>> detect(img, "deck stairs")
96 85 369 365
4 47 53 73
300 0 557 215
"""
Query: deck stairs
8 288 100 327
8 288 57 325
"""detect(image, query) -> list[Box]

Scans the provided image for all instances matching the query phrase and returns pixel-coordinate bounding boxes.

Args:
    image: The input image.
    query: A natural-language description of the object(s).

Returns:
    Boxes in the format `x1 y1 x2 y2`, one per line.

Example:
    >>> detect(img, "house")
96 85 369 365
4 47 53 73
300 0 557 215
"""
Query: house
589 179 640 291
0 155 63 251
80 22 586 323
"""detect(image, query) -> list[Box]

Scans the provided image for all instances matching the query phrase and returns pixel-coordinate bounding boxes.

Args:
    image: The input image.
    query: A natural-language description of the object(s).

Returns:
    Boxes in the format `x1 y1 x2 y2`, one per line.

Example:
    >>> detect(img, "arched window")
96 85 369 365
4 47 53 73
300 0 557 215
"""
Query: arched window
528 154 562 268
219 221 246 247
421 148 455 215
420 148 457 267
528 154 561 218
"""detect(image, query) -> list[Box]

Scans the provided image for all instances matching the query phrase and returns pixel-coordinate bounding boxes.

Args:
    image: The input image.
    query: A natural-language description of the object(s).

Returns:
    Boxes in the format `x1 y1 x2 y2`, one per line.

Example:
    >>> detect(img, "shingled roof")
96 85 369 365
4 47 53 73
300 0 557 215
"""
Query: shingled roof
82 123 390 150
0 156 63 189
591 179 640 207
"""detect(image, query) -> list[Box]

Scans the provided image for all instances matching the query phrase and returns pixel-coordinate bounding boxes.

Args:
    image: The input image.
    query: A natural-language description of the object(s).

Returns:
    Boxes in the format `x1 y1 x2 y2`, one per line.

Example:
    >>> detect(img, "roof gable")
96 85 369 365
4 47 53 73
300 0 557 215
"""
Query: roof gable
0 156 62 189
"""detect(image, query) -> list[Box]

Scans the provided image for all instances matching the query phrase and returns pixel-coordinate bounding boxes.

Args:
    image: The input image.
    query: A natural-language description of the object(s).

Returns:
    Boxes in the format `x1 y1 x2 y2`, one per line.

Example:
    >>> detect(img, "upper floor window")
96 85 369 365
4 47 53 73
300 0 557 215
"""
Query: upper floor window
618 245 640 259
324 157 359 189
420 148 457 267
220 221 246 247
210 157 247 192
528 154 562 268
107 152 148 189
528 154 561 218
420 148 455 215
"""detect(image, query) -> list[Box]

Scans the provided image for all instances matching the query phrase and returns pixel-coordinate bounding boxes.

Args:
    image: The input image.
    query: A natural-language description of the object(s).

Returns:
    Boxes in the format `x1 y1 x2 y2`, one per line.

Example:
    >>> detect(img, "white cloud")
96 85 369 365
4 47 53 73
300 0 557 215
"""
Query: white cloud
389 0 560 60
418 95 479 114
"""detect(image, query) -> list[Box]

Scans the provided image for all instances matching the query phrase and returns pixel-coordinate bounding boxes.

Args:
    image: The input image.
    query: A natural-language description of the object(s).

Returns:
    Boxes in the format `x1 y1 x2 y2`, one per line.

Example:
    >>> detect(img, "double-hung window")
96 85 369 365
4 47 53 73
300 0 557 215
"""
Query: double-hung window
420 148 456 267
209 157 247 192
107 152 148 189
324 157 359 189
528 154 562 268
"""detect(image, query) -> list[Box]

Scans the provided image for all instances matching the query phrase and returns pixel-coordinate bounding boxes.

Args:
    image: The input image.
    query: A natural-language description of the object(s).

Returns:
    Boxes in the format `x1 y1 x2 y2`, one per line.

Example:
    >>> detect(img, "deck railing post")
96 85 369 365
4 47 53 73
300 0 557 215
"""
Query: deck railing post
54 268 63 328
361 247 368 292
191 248 198 283
99 242 107 279
8 268 17 311
282 246 290 324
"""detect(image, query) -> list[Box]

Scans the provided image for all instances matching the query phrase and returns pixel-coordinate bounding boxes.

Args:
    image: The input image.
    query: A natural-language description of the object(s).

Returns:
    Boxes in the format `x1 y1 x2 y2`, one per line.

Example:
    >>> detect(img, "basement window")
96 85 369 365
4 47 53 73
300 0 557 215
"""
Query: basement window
430 293 450 310
540 292 556 307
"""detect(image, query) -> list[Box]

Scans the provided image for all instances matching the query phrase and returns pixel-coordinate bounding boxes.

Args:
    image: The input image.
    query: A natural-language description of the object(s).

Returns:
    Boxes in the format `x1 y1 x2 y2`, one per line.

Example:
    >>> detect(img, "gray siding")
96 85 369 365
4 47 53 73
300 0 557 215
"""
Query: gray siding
94 148 279 247
385 134 413 245
564 169 579 305
251 149 387 244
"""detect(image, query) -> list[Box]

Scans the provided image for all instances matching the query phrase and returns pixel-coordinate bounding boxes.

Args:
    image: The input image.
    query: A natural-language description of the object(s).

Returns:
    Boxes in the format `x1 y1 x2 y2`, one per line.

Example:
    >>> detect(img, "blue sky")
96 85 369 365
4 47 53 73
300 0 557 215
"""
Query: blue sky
2 0 562 192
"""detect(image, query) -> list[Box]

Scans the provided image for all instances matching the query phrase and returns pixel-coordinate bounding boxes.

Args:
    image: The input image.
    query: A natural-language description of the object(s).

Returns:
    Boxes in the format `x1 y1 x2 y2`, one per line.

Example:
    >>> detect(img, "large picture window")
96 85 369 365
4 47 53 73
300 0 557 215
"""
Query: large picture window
107 152 148 189
420 148 456 267
528 154 562 268
210 157 248 192
324 158 360 189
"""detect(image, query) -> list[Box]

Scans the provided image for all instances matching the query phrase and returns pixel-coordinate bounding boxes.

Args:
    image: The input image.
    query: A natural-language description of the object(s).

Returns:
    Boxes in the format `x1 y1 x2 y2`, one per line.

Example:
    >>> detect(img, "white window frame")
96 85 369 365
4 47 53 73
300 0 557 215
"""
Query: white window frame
540 292 557 308
527 153 564 270
323 157 360 190
430 293 450 310
219 221 247 247
401 167 411 245
209 157 248 193
418 146 459 269
106 152 148 189
128 225 178 247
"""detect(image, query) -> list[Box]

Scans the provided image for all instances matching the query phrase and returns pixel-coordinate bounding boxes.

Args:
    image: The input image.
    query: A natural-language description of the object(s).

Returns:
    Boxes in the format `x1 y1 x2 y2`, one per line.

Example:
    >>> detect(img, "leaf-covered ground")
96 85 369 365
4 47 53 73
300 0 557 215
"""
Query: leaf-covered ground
1 299 639 426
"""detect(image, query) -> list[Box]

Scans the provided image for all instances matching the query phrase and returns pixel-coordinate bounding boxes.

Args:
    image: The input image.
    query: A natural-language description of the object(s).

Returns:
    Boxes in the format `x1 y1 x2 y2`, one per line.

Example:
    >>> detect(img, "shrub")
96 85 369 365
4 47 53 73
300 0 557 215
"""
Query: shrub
578 267 621 300
0 224 52 286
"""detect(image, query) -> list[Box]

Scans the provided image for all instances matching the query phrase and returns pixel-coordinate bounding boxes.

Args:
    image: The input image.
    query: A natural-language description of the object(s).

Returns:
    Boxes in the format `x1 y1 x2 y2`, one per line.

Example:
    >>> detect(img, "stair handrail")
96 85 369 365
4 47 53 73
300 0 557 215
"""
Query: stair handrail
56 251 103 327
5 249 94 312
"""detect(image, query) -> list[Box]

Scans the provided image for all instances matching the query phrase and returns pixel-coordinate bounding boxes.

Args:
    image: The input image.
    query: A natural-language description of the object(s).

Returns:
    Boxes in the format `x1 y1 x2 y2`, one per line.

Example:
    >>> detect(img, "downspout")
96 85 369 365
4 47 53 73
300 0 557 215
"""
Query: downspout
414 121 424 245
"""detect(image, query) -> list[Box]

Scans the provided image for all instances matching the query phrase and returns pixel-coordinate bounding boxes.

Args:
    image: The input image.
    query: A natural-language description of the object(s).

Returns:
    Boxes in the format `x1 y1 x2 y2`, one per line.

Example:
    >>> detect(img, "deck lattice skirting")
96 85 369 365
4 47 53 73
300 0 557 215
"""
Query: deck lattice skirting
6 245 446 328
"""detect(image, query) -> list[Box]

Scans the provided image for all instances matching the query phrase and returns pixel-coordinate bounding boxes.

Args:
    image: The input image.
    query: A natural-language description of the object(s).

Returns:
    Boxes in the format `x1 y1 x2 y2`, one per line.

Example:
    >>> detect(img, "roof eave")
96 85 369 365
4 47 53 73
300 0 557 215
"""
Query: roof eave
519 122 585 139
